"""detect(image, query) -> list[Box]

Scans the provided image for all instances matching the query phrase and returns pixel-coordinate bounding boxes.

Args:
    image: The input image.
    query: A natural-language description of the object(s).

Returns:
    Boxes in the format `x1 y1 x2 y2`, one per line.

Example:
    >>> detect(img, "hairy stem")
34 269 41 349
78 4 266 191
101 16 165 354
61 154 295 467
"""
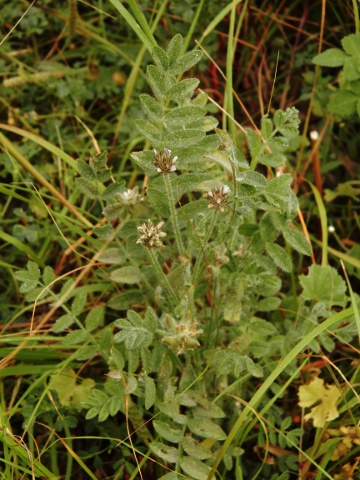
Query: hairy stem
147 248 179 306
163 173 185 257
193 209 219 282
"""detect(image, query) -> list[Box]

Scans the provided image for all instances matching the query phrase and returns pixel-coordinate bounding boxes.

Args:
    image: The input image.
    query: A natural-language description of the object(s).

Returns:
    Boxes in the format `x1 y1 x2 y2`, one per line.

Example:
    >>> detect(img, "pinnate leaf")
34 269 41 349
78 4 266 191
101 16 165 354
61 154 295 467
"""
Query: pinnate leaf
146 65 166 99
90 150 107 169
180 456 211 480
53 313 74 333
168 50 202 76
76 159 95 180
98 404 110 422
19 278 39 293
135 119 161 146
344 59 360 81
15 261 41 292
150 442 179 464
109 395 122 416
101 182 125 201
182 436 213 459
215 351 263 377
71 292 87 316
260 151 286 167
153 420 183 443
28 261 41 278
159 474 180 480
62 329 88 345
250 318 277 335
75 178 99 199
283 228 312 256
101 203 123 221
188 417 226 440
152 45 170 70
256 296 281 312
164 129 205 149
111 266 141 284
166 78 199 101
97 248 124 264
76 345 98 360
125 376 138 394
139 94 162 121
113 318 153 349
144 375 156 410
25 286 50 302
237 170 267 188
85 305 105 332
86 407 100 420
108 290 143 310
166 34 183 62
93 224 114 239
165 106 206 127
110 347 125 370
265 242 293 272
43 266 56 285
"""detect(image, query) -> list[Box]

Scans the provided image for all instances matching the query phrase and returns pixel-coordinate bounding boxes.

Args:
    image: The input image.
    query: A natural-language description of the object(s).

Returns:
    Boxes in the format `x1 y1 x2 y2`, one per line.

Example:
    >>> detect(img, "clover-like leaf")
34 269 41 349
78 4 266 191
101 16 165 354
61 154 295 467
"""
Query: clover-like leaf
298 377 341 427
299 265 347 307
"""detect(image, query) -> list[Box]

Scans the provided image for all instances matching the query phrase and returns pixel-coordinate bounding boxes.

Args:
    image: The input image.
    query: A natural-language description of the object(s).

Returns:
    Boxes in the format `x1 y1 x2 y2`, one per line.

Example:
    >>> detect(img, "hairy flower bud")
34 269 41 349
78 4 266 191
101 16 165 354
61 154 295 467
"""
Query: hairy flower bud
116 186 143 206
159 312 203 355
153 148 178 174
136 220 166 248
204 185 230 212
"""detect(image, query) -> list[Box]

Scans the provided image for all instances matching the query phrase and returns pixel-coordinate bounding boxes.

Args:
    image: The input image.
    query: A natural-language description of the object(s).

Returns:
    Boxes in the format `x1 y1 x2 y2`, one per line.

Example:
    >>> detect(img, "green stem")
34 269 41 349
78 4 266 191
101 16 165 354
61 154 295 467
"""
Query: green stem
128 448 152 480
301 427 326 479
126 0 157 48
193 209 219 282
63 423 73 480
353 0 360 33
206 275 218 348
182 0 206 52
225 0 236 139
148 248 179 306
203 209 219 247
249 146 260 170
109 0 156 53
163 173 185 257
48 421 60 477
226 1 238 221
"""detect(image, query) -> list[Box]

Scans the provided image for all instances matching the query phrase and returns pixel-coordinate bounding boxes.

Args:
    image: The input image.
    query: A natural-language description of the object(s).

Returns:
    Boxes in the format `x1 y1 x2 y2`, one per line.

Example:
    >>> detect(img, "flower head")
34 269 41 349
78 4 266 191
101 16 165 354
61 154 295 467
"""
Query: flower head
160 312 203 355
136 219 166 248
116 186 143 206
204 185 230 212
153 148 178 174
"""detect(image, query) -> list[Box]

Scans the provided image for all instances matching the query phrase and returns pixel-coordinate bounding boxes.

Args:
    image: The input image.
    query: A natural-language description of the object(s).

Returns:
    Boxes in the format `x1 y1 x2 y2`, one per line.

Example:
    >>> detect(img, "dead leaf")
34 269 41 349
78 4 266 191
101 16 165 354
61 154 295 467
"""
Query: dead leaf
49 368 95 409
298 377 341 427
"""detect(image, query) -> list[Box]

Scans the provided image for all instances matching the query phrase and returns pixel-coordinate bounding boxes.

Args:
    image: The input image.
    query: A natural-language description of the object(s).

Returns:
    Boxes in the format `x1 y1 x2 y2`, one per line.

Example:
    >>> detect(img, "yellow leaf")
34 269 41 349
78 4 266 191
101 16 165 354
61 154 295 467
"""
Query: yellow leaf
298 377 341 428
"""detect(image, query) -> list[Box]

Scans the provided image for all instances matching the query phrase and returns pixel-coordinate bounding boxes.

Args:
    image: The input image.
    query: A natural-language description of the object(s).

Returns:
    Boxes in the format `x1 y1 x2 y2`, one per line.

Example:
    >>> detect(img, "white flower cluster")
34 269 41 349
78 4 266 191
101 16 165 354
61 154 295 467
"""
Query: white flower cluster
204 185 230 212
136 220 166 248
116 186 143 206
153 148 178 174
